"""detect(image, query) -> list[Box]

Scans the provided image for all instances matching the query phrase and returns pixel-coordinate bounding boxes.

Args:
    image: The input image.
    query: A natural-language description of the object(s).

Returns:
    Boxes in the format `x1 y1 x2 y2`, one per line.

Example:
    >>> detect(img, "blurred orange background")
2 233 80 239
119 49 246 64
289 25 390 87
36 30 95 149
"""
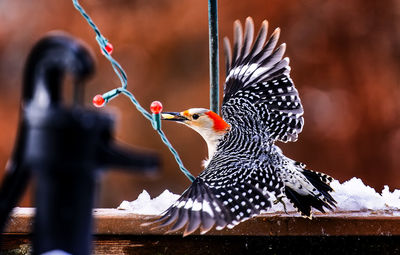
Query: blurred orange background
0 0 399 208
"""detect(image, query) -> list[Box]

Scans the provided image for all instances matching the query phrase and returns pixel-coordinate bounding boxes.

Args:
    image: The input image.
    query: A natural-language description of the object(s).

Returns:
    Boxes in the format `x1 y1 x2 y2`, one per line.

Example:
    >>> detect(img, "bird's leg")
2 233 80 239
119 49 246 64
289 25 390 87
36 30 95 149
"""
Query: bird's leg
273 195 288 214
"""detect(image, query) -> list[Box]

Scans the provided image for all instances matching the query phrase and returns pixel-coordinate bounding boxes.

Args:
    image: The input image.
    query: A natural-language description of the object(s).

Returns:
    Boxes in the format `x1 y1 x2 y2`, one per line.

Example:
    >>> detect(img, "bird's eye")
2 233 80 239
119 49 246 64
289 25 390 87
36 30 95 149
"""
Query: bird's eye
192 114 200 120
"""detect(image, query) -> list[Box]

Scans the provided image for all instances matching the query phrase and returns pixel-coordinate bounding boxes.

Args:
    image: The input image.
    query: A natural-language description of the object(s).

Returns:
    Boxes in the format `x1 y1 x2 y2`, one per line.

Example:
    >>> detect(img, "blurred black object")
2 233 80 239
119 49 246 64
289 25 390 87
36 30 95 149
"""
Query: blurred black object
0 33 159 255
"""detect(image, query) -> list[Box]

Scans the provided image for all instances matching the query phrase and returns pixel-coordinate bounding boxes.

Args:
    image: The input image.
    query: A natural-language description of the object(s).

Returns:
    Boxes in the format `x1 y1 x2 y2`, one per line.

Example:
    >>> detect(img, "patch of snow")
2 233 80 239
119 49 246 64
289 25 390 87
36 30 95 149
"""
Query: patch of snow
324 177 400 211
330 177 394 211
118 177 400 215
117 189 180 215
382 185 400 208
331 178 386 211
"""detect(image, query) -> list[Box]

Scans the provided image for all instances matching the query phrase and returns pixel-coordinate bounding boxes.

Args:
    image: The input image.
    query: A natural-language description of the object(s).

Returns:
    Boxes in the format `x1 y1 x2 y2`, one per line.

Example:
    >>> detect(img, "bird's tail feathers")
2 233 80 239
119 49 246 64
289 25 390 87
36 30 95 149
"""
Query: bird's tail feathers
283 163 336 217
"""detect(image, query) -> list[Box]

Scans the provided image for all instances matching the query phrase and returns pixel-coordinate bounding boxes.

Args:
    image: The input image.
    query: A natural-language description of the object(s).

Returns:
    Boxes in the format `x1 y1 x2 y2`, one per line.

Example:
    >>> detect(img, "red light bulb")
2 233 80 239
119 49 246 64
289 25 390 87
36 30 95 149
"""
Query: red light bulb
101 42 113 55
150 101 163 114
93 94 105 107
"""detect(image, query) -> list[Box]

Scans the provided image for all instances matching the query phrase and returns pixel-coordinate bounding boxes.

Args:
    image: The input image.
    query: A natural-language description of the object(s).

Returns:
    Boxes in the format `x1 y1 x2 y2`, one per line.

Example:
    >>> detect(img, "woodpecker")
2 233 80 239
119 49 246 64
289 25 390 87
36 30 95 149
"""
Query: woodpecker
152 17 336 235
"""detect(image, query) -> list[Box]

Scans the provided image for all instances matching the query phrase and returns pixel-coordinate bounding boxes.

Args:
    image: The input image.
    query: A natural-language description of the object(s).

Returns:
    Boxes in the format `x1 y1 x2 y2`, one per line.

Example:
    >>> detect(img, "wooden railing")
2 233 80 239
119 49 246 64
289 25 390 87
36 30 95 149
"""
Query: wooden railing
2 208 400 254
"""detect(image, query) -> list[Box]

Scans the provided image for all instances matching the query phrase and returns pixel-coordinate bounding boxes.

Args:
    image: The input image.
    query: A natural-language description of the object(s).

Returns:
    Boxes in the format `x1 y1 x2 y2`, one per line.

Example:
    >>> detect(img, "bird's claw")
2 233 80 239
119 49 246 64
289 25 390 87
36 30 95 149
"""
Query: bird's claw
273 196 288 214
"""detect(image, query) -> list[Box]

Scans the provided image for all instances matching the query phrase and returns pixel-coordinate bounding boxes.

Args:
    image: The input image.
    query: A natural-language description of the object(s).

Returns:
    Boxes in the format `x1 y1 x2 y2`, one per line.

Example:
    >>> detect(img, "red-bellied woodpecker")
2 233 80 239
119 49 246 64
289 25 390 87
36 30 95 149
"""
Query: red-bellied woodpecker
153 17 336 235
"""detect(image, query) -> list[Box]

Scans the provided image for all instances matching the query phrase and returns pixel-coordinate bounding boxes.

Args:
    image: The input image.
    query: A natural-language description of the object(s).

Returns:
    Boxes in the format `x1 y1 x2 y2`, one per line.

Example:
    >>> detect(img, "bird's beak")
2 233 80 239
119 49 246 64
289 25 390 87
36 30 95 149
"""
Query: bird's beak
161 112 188 122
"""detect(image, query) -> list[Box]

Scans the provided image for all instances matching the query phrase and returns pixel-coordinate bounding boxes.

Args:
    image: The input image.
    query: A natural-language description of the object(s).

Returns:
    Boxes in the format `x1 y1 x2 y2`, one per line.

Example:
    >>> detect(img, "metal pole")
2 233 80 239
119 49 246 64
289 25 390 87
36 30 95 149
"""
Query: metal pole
208 0 219 114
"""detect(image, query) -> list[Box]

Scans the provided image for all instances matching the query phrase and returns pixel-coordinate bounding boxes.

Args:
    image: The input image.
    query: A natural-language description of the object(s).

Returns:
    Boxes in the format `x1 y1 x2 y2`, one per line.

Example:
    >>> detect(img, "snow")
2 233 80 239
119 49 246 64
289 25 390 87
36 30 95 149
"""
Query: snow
117 177 400 215
117 189 180 215
331 178 387 211
382 185 400 208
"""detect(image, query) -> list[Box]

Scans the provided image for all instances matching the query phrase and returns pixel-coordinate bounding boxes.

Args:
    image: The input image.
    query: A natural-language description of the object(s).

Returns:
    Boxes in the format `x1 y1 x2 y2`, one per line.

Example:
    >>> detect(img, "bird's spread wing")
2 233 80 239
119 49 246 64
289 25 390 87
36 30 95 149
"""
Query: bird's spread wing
222 17 304 142
149 128 284 236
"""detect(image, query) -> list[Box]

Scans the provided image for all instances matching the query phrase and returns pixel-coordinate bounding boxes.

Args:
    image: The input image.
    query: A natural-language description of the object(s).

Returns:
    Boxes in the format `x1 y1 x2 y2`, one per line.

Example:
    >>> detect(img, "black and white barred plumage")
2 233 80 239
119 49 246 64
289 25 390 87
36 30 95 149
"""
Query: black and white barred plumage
222 18 303 142
150 17 336 235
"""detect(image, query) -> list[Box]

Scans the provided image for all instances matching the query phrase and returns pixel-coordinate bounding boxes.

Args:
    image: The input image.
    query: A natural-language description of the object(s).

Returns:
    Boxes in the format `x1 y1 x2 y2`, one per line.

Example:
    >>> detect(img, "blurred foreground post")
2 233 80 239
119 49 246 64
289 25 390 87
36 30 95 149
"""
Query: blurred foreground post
0 33 159 255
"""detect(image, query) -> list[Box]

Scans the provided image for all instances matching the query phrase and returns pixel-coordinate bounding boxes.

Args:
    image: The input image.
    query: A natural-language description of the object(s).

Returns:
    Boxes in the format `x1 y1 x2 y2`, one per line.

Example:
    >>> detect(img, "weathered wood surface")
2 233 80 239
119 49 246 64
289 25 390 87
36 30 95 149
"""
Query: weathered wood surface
2 235 400 255
2 208 400 254
4 207 400 236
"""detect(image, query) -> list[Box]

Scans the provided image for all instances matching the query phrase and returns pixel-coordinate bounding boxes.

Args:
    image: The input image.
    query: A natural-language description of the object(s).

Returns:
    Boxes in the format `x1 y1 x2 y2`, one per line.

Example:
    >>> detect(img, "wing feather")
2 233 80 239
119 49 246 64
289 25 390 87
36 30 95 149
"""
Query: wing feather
231 20 243 67
223 37 232 76
245 20 268 63
238 17 255 65
222 17 304 142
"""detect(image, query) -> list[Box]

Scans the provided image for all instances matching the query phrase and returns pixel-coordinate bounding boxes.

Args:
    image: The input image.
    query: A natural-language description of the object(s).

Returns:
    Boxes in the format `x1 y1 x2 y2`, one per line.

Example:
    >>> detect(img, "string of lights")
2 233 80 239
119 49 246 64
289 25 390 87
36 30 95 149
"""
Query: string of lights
72 0 195 182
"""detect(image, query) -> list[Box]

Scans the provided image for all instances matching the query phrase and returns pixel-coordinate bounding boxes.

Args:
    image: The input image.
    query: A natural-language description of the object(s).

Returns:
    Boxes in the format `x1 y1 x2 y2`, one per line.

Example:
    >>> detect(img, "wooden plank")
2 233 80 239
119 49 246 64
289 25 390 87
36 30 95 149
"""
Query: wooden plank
2 235 400 255
3 208 400 236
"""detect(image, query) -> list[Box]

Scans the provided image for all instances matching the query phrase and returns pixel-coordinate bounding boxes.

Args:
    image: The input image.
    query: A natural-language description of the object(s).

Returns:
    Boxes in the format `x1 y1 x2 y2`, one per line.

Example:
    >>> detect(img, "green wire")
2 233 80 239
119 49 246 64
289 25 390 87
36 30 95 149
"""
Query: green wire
72 0 195 182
